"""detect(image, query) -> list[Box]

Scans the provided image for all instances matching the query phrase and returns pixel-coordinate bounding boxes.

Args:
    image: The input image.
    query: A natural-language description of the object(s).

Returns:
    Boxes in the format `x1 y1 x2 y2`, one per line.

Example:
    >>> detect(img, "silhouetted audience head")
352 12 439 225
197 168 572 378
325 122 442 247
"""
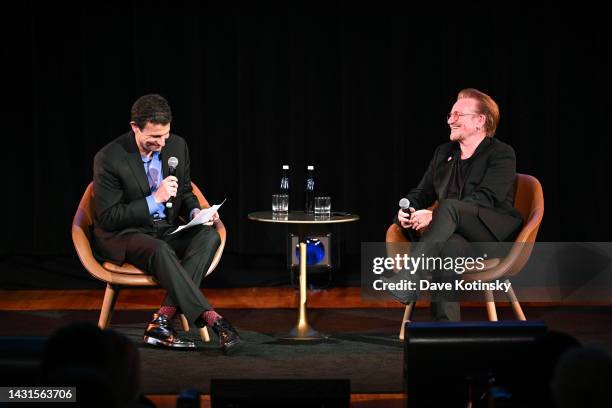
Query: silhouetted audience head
521 330 582 406
533 330 582 380
40 322 148 408
46 365 117 407
551 346 612 408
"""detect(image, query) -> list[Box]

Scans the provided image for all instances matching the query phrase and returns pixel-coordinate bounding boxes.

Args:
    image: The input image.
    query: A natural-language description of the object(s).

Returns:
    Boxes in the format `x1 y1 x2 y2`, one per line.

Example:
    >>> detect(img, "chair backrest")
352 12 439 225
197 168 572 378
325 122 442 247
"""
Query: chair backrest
191 183 227 276
72 181 225 284
72 182 119 284
472 173 544 281
74 183 95 236
513 173 544 244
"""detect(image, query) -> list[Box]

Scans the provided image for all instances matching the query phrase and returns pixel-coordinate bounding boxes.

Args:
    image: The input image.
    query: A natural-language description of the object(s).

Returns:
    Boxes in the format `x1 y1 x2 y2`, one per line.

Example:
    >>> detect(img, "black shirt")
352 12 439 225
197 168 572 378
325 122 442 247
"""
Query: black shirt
445 155 475 199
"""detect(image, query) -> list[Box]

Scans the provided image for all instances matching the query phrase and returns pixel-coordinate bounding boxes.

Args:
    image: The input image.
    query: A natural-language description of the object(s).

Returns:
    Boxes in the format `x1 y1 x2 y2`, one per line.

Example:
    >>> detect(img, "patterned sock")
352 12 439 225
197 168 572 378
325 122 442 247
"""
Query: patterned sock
157 306 177 320
203 310 222 326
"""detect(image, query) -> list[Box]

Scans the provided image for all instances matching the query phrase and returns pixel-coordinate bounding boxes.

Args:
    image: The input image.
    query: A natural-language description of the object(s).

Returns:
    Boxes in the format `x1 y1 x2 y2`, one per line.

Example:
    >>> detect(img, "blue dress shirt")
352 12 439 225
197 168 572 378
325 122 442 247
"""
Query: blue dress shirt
143 152 166 219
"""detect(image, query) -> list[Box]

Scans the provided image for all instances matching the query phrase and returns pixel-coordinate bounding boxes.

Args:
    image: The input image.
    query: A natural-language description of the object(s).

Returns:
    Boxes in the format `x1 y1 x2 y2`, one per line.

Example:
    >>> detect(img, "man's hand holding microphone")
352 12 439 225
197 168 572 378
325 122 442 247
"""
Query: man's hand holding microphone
153 176 178 205
398 198 432 231
153 157 180 207
152 156 220 227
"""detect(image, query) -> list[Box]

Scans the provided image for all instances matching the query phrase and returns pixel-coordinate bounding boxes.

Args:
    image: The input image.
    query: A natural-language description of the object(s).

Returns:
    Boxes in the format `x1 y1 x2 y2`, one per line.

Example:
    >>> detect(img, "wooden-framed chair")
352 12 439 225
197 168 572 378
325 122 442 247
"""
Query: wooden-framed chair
72 182 226 342
386 173 544 340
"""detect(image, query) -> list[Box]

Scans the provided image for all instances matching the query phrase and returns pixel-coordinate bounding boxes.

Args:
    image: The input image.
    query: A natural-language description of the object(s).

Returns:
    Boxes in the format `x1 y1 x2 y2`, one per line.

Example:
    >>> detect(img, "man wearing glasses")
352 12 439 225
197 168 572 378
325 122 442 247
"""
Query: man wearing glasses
387 88 523 321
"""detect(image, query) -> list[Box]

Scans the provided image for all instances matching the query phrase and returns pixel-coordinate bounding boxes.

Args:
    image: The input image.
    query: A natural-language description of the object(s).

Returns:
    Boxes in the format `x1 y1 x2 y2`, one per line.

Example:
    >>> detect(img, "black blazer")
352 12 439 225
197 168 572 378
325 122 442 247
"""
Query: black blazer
92 131 200 263
402 137 523 241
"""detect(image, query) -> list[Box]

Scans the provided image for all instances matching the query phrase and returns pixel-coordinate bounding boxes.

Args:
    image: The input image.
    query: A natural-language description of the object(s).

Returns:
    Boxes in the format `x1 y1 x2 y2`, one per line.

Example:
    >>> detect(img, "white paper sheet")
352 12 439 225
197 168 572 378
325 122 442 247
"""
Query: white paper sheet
169 198 226 235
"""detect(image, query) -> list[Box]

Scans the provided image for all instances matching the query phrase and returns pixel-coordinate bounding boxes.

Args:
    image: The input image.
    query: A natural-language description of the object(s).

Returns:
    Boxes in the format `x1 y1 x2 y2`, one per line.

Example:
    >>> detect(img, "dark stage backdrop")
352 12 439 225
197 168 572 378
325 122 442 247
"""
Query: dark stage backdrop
2 2 611 288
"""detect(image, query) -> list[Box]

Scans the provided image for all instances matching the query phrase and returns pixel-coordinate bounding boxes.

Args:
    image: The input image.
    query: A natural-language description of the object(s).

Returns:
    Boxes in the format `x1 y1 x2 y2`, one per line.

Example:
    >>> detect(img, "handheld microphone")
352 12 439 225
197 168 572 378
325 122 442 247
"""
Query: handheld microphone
166 157 179 208
399 198 411 217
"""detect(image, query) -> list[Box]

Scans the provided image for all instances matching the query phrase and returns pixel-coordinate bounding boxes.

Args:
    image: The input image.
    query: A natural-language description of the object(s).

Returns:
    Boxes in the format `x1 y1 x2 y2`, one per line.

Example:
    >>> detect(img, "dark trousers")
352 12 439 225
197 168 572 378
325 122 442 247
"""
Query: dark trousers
124 221 221 325
406 199 511 321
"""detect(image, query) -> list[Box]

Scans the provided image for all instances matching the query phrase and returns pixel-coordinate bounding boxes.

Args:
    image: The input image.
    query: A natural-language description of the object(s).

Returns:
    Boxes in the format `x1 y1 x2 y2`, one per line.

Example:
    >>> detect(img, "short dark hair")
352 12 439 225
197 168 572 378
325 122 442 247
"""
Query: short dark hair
130 94 172 130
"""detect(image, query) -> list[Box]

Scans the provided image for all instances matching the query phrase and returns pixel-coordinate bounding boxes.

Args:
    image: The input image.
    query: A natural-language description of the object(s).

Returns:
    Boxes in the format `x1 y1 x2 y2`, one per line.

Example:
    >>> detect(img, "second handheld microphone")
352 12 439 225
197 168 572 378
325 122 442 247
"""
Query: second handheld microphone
399 198 411 218
166 156 179 209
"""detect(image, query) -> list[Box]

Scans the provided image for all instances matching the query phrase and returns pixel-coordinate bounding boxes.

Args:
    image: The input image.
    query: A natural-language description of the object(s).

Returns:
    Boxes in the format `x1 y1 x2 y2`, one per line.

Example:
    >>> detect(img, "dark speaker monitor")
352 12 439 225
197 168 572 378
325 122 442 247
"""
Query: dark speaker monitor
404 321 547 408
210 379 350 408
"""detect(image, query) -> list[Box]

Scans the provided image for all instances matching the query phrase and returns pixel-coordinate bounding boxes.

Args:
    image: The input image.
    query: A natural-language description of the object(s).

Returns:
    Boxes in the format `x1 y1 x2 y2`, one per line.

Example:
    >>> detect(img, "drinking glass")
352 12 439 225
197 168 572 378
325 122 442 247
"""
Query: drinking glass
272 194 289 214
314 196 331 218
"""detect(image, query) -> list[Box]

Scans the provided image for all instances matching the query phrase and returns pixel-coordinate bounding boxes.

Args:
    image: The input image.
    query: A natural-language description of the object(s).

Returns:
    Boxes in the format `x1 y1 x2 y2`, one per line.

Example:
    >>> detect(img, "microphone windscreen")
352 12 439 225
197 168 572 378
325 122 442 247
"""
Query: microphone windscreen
399 198 411 209
168 156 179 169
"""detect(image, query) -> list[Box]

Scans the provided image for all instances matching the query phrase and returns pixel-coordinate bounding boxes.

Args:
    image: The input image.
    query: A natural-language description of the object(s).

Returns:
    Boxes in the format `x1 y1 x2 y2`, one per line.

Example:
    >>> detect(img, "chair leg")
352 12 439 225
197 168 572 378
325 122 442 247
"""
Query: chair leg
99 284 120 329
484 289 498 321
179 314 190 331
399 302 415 341
505 279 526 320
177 314 209 342
177 314 210 342
200 327 210 342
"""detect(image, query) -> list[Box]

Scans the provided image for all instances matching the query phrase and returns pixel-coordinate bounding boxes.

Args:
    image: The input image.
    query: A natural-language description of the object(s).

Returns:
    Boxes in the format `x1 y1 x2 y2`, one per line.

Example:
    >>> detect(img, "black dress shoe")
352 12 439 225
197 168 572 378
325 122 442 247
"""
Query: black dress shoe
143 314 196 349
210 318 242 355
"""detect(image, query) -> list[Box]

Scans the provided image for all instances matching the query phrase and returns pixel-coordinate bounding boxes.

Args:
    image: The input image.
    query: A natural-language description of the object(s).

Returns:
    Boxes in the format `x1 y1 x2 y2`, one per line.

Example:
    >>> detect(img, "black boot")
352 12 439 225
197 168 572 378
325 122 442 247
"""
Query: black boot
143 314 196 349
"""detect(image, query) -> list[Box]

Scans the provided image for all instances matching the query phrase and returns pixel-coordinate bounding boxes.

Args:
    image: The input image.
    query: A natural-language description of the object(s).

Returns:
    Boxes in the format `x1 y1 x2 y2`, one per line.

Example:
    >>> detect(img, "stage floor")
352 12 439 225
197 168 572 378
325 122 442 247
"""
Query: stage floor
1 288 611 406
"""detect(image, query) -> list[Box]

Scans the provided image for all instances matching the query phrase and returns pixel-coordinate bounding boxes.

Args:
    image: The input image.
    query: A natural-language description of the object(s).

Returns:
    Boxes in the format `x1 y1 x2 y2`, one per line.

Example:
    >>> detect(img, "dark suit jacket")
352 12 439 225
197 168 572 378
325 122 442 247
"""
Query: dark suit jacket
401 137 523 242
92 131 200 264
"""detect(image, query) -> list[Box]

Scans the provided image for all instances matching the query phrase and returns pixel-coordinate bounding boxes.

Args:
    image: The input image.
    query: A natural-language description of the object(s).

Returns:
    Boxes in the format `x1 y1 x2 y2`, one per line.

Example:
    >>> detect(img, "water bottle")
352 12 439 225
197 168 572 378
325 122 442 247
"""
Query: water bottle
280 164 290 209
304 165 315 214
